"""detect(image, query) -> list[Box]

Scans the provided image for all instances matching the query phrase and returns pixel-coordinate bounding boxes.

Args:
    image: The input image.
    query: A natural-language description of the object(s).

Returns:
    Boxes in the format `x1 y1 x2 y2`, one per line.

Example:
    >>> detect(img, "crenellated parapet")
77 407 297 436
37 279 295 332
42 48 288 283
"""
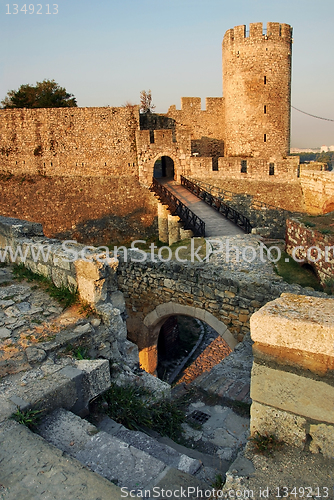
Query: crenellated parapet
223 22 292 46
223 22 292 160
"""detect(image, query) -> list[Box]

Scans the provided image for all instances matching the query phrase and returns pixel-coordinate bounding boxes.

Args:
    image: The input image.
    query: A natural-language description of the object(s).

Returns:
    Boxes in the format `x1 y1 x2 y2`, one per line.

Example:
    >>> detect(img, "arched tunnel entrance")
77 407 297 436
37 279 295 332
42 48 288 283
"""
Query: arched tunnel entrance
156 315 232 384
140 302 237 379
153 156 175 179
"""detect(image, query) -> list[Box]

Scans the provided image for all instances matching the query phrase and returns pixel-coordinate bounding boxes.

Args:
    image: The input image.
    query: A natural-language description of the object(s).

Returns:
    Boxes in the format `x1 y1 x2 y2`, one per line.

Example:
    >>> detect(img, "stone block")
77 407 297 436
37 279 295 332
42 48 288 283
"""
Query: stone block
250 401 307 447
251 363 334 424
309 423 334 458
250 294 334 358
75 359 111 404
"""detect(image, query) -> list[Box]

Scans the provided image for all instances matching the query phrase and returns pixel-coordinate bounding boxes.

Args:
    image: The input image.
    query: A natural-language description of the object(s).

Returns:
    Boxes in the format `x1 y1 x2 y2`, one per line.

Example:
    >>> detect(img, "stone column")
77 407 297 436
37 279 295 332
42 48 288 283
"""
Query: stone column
158 202 169 244
167 214 181 245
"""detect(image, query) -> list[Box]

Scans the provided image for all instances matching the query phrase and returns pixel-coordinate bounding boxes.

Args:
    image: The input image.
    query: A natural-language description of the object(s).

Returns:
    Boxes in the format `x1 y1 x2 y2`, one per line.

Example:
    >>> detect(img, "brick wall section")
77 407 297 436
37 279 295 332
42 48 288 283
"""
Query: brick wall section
0 107 139 177
223 22 292 159
0 175 158 245
286 218 334 285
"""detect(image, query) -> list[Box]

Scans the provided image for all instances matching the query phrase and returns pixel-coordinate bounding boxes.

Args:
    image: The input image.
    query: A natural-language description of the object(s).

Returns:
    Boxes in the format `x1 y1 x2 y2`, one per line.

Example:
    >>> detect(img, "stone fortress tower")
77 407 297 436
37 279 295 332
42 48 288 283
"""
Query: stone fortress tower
223 22 293 160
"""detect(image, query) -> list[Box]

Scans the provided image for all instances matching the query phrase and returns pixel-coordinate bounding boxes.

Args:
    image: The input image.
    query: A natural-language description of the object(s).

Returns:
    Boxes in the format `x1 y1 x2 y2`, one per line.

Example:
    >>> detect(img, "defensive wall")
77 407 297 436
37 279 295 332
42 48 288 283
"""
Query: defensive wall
0 106 139 176
299 170 334 214
0 173 158 245
0 21 333 244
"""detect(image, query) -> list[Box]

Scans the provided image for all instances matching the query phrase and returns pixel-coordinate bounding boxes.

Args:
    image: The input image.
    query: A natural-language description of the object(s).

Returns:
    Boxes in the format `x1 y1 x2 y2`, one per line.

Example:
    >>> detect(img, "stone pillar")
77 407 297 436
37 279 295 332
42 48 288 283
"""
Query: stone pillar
74 254 119 305
158 202 169 244
168 214 181 245
250 293 334 458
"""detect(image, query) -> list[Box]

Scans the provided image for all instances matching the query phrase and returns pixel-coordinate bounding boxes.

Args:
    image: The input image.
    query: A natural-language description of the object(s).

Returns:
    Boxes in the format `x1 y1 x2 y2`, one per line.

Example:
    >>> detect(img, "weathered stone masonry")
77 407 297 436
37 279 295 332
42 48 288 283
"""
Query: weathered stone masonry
115 254 326 374
286 218 334 285
250 293 334 458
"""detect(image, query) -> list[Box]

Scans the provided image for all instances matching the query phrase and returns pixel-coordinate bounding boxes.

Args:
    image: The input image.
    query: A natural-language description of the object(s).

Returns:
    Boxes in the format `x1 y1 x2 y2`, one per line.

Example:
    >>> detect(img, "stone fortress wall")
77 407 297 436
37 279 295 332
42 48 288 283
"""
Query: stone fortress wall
0 106 139 177
0 21 333 242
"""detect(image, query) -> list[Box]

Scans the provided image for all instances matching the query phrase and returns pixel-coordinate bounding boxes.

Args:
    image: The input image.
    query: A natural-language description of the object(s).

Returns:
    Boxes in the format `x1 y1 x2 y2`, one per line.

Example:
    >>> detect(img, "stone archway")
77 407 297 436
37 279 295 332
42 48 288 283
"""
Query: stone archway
139 302 237 375
153 156 175 179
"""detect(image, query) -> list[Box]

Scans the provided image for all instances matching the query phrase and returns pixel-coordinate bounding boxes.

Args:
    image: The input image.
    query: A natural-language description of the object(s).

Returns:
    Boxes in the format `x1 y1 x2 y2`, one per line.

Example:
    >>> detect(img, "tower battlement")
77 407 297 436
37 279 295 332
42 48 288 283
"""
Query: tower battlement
222 21 292 160
223 22 292 46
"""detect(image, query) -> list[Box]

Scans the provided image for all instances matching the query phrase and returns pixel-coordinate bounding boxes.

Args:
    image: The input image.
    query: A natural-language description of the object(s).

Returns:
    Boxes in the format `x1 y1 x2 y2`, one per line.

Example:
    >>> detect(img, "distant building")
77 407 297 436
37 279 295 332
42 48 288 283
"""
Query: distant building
290 148 320 154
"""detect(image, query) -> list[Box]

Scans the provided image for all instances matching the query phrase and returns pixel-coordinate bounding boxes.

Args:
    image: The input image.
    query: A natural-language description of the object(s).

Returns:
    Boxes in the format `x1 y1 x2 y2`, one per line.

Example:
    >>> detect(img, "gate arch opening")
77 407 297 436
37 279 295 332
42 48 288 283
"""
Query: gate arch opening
140 302 237 375
153 156 174 179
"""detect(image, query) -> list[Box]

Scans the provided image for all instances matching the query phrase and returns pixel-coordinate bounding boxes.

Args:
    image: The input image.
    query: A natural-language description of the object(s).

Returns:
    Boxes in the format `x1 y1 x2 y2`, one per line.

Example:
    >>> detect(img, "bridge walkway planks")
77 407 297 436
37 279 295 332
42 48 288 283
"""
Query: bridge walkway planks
162 180 244 237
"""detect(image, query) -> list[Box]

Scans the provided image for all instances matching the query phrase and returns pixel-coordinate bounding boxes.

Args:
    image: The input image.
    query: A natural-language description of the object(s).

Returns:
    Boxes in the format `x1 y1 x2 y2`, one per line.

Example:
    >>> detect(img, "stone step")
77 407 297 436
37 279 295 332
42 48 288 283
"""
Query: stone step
190 334 253 405
37 408 167 490
97 415 201 475
37 408 207 493
0 419 122 500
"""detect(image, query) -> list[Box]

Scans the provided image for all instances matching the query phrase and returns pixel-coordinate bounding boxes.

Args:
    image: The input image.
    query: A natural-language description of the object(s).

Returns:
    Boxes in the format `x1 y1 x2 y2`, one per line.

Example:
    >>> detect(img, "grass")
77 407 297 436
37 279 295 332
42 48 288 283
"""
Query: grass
212 474 224 490
64 343 91 360
10 407 44 430
300 212 334 239
274 250 323 291
12 263 78 308
98 383 186 441
78 301 97 318
249 431 283 455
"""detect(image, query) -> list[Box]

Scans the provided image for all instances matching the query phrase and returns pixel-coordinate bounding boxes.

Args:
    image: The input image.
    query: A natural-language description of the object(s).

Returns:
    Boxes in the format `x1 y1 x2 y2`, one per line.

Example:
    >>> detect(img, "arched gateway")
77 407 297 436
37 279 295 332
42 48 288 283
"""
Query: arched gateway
138 302 237 375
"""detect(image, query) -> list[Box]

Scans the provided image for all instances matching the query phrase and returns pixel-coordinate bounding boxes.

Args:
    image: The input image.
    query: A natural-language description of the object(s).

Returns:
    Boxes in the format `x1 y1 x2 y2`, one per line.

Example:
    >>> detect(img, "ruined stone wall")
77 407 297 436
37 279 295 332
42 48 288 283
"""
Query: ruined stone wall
117 258 262 352
223 22 292 159
0 107 139 176
0 174 158 245
250 294 334 458
286 218 334 285
300 170 334 214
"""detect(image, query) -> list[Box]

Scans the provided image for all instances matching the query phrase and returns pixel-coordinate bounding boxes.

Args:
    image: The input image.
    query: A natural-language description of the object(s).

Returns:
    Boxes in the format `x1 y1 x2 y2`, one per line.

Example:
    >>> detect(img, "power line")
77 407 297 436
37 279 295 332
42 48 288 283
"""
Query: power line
291 106 334 122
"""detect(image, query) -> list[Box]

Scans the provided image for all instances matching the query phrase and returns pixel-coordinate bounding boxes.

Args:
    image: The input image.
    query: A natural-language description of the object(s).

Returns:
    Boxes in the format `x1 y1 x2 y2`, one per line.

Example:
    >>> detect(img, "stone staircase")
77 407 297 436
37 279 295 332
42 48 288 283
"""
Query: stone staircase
190 333 253 405
37 408 210 494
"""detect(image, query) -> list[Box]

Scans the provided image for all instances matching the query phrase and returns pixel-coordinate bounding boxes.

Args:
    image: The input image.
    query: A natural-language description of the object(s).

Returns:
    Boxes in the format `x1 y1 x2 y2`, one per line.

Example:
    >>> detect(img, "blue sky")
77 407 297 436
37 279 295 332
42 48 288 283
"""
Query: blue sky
1 0 333 148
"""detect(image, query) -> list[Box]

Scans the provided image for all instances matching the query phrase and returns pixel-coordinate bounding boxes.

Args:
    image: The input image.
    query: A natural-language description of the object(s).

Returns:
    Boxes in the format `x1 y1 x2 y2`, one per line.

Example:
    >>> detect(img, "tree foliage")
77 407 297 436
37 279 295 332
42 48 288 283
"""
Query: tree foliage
140 89 155 113
1 79 77 109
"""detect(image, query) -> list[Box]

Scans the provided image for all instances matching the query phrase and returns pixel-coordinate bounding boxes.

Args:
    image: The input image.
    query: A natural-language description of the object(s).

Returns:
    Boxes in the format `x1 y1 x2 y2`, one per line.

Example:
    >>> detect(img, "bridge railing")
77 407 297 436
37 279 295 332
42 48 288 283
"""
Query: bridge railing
150 178 206 237
181 176 252 234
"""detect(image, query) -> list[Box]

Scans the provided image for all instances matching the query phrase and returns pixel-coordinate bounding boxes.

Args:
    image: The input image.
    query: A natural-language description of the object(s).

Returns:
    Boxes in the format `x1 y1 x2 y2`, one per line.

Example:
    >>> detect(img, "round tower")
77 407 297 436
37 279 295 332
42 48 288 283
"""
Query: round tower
222 22 292 159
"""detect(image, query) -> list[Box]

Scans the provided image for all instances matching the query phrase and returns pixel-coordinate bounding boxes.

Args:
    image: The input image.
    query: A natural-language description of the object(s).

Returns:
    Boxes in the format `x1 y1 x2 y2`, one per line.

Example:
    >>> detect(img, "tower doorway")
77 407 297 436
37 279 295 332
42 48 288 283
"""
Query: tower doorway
153 156 174 179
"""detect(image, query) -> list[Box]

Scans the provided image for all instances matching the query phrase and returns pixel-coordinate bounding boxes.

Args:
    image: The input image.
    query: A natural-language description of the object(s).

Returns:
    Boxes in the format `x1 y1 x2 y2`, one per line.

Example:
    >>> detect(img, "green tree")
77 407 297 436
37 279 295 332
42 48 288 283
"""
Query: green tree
1 79 77 108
